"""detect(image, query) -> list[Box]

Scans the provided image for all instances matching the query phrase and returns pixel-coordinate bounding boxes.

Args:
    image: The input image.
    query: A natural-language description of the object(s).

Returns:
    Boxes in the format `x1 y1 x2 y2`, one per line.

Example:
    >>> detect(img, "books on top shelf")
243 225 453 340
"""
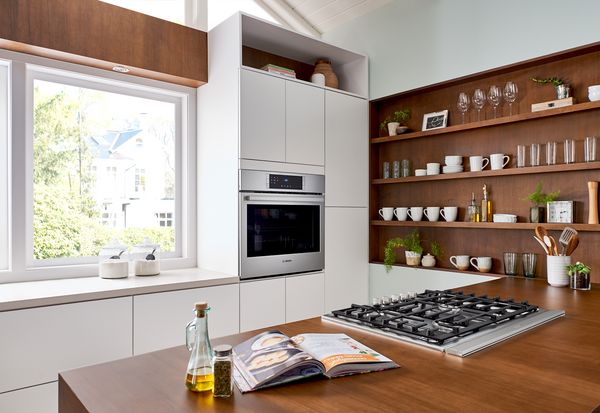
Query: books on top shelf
261 64 296 78
233 330 398 392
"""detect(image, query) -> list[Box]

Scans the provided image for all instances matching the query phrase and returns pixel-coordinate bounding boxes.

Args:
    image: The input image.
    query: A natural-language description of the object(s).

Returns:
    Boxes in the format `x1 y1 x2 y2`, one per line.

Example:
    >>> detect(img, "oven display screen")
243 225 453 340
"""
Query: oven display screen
269 174 303 190
247 205 320 257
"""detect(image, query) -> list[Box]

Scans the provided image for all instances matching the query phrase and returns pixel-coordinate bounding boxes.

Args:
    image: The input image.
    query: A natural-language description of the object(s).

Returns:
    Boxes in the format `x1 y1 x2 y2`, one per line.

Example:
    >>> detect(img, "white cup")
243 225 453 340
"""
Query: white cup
407 207 423 221
444 155 463 166
490 153 510 170
450 255 470 271
469 156 489 172
378 207 394 221
426 162 441 175
470 256 492 273
440 206 458 222
394 207 408 221
423 206 440 222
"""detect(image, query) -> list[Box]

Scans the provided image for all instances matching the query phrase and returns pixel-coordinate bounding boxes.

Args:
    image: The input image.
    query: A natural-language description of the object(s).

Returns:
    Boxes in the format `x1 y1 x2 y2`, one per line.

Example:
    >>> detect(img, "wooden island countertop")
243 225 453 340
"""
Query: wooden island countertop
59 277 600 413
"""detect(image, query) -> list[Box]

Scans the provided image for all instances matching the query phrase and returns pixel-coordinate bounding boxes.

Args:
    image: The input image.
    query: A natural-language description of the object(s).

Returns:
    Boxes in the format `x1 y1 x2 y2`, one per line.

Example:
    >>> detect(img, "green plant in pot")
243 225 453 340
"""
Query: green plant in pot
530 76 570 99
384 229 423 271
567 262 591 290
379 109 411 137
421 241 443 268
524 181 560 223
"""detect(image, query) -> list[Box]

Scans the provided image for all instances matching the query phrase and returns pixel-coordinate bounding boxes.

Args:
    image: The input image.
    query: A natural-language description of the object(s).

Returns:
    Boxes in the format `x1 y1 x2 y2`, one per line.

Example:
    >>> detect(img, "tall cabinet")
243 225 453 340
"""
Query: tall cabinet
198 13 369 323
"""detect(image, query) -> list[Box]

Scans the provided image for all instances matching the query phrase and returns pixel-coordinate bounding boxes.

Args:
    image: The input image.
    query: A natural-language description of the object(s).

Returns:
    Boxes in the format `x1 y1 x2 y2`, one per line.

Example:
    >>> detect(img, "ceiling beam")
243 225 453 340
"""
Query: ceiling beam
254 0 321 38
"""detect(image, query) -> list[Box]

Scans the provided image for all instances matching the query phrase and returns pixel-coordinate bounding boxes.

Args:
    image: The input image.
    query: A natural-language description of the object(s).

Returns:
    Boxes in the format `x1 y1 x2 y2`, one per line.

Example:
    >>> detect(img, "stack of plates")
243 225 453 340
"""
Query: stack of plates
442 165 464 174
493 214 517 223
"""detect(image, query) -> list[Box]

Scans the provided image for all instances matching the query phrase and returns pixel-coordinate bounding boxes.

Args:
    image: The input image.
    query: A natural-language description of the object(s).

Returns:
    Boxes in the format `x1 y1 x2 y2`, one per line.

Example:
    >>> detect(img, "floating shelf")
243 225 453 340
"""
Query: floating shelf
370 101 600 144
372 161 600 184
370 221 600 231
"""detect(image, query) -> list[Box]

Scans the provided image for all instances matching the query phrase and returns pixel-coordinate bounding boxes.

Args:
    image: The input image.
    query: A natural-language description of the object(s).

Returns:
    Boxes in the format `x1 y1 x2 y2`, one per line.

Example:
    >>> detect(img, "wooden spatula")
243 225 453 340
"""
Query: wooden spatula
565 234 579 256
558 227 578 255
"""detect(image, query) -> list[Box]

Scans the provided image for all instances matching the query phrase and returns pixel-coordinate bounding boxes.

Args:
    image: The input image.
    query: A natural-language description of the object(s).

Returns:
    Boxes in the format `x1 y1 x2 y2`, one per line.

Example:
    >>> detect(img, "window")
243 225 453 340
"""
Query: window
0 49 197 282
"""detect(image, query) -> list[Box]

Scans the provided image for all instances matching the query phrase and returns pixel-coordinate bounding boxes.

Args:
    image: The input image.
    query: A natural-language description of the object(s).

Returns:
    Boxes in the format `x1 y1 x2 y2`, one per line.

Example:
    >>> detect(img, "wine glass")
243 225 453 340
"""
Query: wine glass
487 85 502 118
472 89 486 122
504 81 518 116
457 92 470 124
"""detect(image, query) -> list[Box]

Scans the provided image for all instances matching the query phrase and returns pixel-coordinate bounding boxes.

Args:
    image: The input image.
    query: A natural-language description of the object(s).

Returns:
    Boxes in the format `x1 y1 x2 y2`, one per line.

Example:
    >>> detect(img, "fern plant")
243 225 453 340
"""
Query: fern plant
384 230 423 271
524 181 560 206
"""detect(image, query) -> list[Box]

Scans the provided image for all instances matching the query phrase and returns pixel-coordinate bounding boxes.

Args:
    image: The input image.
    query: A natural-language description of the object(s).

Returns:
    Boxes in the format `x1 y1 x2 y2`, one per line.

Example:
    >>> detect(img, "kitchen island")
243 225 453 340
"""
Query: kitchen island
59 277 600 413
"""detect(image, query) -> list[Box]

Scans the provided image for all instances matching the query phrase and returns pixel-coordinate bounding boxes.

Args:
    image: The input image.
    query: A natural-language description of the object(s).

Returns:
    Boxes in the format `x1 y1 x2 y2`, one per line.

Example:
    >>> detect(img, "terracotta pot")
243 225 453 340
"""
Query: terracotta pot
313 59 338 89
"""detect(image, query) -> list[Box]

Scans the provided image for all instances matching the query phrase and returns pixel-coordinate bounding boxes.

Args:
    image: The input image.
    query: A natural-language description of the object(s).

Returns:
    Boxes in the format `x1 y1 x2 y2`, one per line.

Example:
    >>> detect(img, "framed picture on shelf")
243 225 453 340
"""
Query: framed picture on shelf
422 110 448 131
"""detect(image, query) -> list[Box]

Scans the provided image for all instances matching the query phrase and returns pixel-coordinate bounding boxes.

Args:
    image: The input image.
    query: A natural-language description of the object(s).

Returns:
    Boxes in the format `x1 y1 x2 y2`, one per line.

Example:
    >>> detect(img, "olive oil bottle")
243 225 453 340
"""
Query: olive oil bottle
185 302 214 392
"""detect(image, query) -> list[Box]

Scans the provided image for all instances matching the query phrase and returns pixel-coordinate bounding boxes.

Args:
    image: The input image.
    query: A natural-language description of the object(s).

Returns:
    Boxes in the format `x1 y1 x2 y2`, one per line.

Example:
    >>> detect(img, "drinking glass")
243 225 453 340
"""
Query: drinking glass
472 89 486 122
401 159 411 177
564 139 575 164
584 136 597 162
487 85 502 118
517 145 526 168
382 161 390 179
457 92 470 124
522 253 537 278
503 252 519 276
530 143 540 167
503 81 518 116
393 160 401 178
545 142 557 165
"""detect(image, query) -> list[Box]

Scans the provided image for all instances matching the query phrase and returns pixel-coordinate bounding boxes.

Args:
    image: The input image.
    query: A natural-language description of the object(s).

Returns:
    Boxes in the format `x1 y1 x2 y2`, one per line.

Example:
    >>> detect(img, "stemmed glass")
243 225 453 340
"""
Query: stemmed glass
504 82 518 116
457 92 470 124
472 89 486 122
487 85 502 118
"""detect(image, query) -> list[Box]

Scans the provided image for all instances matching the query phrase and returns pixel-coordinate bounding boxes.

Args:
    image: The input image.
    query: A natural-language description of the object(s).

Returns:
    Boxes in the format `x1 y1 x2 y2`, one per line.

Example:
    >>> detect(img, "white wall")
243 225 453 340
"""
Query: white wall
322 0 600 100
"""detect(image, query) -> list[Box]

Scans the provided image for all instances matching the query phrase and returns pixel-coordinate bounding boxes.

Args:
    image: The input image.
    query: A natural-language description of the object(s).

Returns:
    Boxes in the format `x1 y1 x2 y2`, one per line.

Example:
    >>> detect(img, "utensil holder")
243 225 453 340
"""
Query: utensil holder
546 255 571 287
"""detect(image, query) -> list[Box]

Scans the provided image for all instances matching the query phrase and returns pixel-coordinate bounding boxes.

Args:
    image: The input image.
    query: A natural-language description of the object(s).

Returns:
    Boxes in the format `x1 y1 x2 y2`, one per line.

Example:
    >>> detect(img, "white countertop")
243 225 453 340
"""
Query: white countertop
0 268 239 312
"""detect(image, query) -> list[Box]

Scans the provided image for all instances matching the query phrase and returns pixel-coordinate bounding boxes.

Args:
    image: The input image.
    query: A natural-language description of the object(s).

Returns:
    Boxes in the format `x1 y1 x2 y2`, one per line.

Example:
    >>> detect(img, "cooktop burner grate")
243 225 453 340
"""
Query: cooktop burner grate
330 290 539 345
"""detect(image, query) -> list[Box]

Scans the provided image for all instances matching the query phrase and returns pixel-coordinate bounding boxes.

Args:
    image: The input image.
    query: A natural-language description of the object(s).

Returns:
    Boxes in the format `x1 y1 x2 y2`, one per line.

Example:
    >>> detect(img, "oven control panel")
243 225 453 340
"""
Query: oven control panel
269 174 303 190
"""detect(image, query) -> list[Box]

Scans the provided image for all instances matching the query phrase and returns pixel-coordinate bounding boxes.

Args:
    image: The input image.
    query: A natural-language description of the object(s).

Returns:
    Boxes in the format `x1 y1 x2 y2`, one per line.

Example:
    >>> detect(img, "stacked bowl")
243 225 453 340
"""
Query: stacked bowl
589 85 600 102
442 155 463 174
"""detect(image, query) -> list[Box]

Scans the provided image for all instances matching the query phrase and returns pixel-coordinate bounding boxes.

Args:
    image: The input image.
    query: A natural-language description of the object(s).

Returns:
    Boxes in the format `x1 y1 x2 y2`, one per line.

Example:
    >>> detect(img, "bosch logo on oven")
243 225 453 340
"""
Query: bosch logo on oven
282 259 293 263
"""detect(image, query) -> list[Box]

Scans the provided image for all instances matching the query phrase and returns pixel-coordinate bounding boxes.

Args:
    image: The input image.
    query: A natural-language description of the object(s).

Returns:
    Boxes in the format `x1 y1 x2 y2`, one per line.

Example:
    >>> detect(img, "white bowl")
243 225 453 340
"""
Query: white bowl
444 155 463 166
493 214 517 223
415 169 427 176
589 89 600 102
442 165 463 174
588 85 600 92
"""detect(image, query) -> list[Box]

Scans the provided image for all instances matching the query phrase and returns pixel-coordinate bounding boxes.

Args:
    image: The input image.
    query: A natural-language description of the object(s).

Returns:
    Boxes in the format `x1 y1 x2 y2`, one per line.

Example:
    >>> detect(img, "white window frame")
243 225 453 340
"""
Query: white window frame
0 49 197 283
0 60 10 271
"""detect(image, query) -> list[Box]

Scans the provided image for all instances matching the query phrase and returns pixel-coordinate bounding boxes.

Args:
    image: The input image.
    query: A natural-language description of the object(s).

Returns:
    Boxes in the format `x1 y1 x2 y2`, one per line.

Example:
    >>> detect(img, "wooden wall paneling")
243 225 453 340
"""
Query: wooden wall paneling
0 0 207 87
242 46 315 82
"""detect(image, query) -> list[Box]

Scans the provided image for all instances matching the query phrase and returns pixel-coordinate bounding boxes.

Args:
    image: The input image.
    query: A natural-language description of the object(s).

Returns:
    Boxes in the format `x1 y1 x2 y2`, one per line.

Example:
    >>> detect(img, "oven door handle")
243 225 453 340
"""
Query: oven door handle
243 194 324 203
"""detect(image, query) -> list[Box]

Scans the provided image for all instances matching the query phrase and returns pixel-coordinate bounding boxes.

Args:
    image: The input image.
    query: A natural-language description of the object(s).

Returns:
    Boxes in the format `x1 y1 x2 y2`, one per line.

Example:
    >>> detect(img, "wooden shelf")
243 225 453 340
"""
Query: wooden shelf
372 161 600 184
370 101 600 144
370 220 600 231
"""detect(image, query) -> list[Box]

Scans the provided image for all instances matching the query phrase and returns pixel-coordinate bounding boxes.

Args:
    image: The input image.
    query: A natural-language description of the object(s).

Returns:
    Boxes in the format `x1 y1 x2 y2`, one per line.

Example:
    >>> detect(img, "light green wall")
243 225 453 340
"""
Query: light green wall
322 0 600 100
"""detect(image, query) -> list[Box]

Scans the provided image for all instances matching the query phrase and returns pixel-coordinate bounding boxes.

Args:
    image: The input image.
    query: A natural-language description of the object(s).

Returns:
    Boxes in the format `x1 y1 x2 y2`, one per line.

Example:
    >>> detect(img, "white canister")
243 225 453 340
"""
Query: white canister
133 259 160 276
99 260 129 279
546 255 571 287
310 73 326 86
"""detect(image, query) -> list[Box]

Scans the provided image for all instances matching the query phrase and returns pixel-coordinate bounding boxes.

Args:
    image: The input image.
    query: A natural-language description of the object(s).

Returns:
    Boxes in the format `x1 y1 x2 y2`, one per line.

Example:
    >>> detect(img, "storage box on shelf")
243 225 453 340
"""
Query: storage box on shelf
369 42 600 282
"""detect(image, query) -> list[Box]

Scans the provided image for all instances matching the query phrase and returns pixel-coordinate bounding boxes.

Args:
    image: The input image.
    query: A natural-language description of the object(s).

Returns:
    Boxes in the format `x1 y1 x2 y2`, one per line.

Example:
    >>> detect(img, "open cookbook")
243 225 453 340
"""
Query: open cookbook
233 330 398 392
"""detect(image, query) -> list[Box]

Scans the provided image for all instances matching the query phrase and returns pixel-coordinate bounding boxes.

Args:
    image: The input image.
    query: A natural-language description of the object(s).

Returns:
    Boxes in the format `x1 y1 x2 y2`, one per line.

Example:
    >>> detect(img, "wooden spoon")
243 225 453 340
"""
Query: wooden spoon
543 235 558 256
533 236 549 255
566 234 580 256
535 226 548 242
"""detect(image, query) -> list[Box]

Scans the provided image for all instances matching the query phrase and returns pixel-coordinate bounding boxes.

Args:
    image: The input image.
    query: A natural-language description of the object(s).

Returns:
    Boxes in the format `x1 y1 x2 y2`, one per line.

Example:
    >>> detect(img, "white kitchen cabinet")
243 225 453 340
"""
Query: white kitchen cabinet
133 283 240 355
285 81 324 166
0 382 57 413
325 91 368 207
240 277 286 332
285 272 324 322
0 297 132 394
240 69 286 162
325 207 368 312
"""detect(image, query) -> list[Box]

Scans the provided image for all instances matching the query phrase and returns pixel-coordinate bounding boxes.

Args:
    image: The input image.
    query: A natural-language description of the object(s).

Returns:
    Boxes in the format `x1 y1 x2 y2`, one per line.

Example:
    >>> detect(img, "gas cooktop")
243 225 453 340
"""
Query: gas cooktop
322 290 565 357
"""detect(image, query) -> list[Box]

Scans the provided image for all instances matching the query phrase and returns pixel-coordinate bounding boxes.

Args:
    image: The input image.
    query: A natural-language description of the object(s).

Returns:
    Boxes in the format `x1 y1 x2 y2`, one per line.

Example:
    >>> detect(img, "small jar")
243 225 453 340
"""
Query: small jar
212 344 233 397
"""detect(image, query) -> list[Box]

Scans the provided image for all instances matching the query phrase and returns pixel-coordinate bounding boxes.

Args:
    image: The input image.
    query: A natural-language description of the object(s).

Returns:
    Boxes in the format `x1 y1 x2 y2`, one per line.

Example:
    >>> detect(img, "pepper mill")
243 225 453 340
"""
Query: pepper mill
588 181 599 224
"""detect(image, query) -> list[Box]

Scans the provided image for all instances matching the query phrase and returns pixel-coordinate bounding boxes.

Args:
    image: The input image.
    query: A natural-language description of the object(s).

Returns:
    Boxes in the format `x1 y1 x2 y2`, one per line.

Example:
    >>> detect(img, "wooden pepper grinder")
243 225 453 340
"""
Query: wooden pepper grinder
588 181 599 224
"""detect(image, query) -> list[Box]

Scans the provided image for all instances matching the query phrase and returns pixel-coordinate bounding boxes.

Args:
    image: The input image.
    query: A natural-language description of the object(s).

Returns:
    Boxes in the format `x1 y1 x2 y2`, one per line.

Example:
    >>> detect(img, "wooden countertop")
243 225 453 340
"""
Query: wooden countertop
59 277 600 413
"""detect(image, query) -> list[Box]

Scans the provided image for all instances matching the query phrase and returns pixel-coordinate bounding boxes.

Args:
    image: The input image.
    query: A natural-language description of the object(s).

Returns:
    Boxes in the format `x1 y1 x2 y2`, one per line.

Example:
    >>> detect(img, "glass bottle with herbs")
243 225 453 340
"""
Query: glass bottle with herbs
213 344 233 397
185 302 214 392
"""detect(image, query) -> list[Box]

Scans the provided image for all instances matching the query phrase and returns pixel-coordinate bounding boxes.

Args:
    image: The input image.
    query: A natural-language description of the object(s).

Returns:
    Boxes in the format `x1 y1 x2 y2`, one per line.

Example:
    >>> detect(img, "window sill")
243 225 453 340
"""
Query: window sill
0 268 239 312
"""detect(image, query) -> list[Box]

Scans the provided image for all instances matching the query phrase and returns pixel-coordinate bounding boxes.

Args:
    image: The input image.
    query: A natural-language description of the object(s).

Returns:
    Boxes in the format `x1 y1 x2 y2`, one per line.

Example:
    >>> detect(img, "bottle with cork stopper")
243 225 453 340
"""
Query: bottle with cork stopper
185 302 214 392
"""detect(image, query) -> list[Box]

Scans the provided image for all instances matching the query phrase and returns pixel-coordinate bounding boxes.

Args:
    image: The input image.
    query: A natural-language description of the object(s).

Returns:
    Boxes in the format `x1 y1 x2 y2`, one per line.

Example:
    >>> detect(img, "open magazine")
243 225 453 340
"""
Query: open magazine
233 330 398 392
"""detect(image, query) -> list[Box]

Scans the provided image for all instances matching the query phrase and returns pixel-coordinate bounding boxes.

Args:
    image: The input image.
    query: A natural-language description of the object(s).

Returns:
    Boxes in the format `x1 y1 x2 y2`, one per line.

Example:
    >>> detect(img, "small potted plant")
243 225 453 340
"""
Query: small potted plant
384 229 423 270
379 109 411 137
524 181 560 223
530 76 570 99
421 241 443 268
567 261 591 290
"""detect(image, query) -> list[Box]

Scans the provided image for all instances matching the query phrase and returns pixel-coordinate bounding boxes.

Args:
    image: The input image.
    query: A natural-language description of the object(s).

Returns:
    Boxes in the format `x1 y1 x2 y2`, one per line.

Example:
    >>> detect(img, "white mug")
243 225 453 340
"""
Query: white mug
440 206 458 222
426 162 440 175
490 153 510 170
450 255 470 271
423 206 440 222
407 207 423 221
470 256 492 273
469 156 489 172
394 207 408 221
378 207 394 221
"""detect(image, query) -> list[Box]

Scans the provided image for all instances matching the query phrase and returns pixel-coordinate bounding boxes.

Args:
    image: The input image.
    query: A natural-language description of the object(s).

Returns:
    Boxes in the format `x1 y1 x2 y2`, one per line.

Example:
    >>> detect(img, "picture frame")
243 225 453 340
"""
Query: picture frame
422 110 448 131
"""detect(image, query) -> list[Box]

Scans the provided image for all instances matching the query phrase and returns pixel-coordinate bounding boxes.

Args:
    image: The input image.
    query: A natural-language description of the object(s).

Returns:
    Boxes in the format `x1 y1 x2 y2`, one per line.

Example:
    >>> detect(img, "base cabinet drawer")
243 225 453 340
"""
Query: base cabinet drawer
133 283 240 355
240 278 286 332
0 382 57 413
285 272 324 322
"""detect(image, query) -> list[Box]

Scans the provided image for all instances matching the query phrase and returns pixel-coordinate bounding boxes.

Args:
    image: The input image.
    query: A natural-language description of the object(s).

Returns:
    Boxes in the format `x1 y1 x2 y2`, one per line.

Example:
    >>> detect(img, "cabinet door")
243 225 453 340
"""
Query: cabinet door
133 284 240 355
286 81 324 166
240 69 286 162
325 207 368 312
240 277 285 332
325 91 368 207
0 297 132 394
0 382 57 413
285 272 324 323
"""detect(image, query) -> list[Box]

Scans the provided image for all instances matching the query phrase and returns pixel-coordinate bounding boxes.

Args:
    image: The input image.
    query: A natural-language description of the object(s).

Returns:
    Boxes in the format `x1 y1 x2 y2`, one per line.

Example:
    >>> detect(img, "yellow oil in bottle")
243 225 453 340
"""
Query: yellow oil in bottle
186 369 214 392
